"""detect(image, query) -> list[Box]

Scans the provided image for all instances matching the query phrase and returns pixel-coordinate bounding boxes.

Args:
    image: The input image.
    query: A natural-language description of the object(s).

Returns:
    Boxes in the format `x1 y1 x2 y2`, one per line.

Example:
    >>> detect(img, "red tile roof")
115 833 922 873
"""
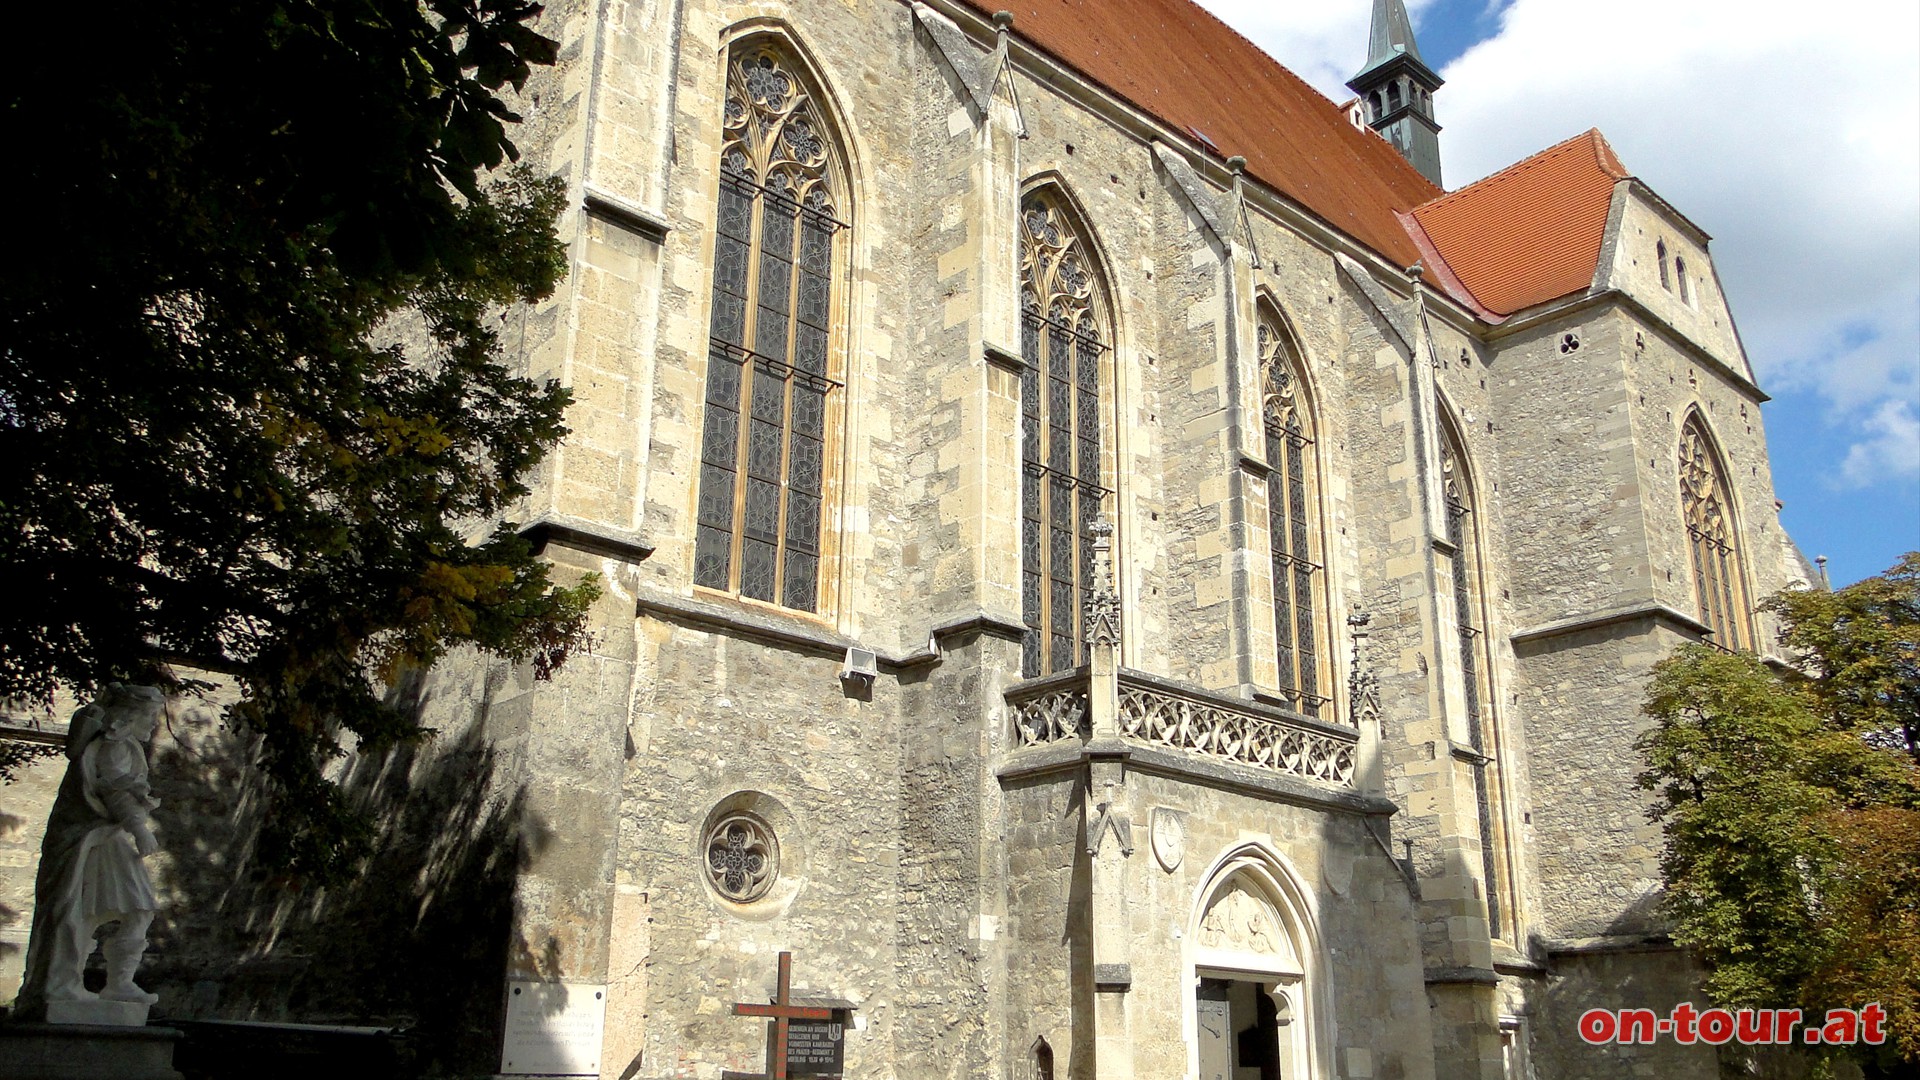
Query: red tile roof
956 0 1440 267
1409 129 1630 316
950 1 1630 320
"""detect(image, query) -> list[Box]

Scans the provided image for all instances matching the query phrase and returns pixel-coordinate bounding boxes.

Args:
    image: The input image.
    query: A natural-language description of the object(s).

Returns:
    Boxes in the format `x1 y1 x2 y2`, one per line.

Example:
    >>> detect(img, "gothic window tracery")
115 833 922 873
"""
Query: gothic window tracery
1258 312 1326 718
1680 416 1749 649
704 812 779 903
1019 191 1109 677
694 43 846 612
1439 416 1508 938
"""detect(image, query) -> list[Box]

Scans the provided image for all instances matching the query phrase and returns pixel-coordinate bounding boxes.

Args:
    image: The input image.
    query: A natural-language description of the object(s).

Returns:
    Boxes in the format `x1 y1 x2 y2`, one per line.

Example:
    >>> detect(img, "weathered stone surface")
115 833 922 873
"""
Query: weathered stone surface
0 1 1813 1078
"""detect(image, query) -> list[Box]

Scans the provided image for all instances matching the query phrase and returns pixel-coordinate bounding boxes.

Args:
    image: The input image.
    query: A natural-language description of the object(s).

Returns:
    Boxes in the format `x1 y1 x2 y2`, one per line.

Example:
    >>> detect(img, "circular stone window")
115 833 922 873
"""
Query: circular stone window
705 812 780 903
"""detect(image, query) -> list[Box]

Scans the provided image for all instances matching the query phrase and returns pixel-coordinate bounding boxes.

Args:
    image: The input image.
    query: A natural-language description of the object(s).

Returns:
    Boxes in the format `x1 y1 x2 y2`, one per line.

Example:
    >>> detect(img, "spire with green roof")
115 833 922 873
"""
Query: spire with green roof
1347 0 1445 187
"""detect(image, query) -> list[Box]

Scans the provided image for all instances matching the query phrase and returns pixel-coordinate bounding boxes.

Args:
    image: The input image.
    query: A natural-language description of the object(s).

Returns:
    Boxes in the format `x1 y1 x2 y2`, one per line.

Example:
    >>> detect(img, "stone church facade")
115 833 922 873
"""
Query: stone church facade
0 0 1814 1078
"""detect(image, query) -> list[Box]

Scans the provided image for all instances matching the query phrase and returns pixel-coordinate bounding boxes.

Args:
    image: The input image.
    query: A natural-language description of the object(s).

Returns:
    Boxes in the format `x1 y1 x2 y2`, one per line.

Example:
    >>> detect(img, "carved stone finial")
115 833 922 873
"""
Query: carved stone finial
1226 154 1247 174
993 10 1015 30
1348 611 1381 726
1084 516 1121 649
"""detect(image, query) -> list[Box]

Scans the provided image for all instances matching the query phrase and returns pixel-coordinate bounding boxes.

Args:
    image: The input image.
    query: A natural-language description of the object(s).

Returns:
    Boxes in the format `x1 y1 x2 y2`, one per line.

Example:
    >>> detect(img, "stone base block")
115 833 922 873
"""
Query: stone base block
0 1022 183 1080
44 998 151 1026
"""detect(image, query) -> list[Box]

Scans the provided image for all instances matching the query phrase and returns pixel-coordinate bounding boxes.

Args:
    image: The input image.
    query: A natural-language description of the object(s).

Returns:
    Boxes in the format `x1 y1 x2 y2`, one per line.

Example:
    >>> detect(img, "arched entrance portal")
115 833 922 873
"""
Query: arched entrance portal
1187 849 1327 1080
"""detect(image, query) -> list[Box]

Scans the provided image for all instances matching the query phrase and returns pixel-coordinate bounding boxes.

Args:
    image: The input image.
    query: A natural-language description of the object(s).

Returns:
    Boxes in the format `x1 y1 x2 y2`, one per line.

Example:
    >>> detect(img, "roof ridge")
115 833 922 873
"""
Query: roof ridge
949 0 1442 266
1419 128 1631 210
1151 0 1430 148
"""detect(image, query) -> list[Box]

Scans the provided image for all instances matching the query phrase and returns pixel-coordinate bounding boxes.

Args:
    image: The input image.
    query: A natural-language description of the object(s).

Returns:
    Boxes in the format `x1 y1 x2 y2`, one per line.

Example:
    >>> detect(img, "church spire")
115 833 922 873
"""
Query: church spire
1361 0 1425 73
1347 0 1445 187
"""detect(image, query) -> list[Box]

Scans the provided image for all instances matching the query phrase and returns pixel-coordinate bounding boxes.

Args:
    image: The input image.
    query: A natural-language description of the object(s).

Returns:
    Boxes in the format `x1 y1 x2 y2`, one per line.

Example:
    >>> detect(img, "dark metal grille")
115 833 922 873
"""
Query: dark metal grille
694 47 843 613
1018 194 1107 678
1259 320 1326 718
1679 417 1748 649
1021 311 1108 677
1443 428 1504 938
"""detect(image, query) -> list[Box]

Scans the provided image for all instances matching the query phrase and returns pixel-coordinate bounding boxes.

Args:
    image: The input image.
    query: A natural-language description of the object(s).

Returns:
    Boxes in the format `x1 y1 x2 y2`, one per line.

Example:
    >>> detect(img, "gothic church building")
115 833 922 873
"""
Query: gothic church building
3 0 1814 1077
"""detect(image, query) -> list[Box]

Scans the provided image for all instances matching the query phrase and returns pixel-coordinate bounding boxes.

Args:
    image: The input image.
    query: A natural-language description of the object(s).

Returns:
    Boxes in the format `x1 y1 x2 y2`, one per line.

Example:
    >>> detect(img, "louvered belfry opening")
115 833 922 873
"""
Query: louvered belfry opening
695 45 846 612
1018 192 1110 678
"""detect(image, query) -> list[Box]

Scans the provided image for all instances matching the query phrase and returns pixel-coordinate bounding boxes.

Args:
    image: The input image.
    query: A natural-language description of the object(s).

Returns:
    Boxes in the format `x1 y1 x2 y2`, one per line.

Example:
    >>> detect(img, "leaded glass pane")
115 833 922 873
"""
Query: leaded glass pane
791 383 826 439
744 477 781 542
800 216 832 274
695 524 733 589
740 539 777 602
782 549 817 612
1680 417 1748 648
787 436 822 500
1258 313 1325 718
793 324 828 378
748 418 783 481
750 360 784 415
712 268 749 348
1050 525 1073 584
706 346 743 404
697 44 842 610
698 462 737 529
1018 193 1107 677
785 489 820 550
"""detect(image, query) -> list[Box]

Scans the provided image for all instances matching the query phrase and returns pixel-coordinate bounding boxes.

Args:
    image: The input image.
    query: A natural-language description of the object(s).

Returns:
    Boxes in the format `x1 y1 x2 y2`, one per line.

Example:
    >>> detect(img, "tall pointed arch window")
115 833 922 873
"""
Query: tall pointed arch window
1440 416 1508 937
1258 312 1325 718
693 43 847 612
1680 416 1749 649
1018 191 1109 677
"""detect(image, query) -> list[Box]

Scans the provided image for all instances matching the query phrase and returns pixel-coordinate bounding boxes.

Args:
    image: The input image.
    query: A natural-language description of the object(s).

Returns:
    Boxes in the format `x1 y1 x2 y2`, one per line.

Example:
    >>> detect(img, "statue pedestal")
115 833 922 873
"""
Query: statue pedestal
0 1022 183 1080
44 998 151 1026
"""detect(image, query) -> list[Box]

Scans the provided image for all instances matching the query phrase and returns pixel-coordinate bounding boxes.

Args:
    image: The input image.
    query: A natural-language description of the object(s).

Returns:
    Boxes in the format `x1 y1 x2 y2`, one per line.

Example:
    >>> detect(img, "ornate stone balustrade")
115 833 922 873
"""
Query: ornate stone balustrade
1003 669 1358 789
1117 673 1356 787
1007 671 1090 747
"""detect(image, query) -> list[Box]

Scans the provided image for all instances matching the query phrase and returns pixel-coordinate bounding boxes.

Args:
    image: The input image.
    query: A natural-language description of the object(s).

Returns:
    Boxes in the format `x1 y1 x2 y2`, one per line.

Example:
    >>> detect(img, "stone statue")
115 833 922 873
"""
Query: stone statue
16 684 166 1017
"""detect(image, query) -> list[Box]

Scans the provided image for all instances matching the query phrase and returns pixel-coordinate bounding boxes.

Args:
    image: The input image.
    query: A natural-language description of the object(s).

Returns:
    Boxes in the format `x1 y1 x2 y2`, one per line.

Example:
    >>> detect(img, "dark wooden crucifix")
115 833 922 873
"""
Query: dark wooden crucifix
726 951 837 1080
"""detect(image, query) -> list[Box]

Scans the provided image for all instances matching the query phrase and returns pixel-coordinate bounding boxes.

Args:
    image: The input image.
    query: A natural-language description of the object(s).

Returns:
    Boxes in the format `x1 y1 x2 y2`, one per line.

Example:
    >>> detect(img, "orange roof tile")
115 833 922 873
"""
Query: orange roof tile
955 0 1440 267
1409 129 1630 316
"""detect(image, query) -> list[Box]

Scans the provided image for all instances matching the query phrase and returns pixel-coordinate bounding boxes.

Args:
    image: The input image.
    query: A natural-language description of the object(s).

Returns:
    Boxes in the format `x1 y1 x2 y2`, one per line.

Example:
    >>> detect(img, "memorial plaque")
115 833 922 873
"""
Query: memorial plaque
500 981 608 1077
786 1019 845 1077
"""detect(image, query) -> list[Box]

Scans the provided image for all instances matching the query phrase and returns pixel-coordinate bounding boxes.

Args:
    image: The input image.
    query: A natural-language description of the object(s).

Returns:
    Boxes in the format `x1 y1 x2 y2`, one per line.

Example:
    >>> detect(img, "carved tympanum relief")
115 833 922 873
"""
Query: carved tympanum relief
1198 882 1282 955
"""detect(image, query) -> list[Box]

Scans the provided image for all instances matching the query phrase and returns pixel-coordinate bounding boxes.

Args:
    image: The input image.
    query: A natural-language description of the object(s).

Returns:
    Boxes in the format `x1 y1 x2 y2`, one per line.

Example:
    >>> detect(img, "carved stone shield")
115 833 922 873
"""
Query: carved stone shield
1150 807 1185 872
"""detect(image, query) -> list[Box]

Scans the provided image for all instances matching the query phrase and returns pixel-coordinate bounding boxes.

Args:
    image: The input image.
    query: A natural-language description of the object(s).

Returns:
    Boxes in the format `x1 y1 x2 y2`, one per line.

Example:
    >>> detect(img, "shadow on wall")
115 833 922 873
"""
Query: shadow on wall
143 669 549 1077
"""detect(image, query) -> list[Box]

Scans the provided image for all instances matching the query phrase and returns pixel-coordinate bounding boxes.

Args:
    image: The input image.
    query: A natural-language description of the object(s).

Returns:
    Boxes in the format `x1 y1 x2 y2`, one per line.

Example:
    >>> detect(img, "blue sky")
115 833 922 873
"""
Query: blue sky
1195 0 1920 587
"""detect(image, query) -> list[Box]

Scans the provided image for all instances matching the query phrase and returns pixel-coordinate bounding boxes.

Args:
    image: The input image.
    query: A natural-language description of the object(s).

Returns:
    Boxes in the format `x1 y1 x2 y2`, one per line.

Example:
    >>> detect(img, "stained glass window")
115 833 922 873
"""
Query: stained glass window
694 45 844 612
1440 417 1506 938
1019 192 1108 677
1258 314 1326 718
1680 416 1749 650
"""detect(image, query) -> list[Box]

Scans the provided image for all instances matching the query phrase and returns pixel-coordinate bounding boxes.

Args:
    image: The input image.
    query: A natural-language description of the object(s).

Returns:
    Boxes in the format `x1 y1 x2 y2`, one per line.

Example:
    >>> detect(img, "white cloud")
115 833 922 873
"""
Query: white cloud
1188 0 1438 103
1840 398 1920 489
1434 0 1919 394
1195 0 1920 495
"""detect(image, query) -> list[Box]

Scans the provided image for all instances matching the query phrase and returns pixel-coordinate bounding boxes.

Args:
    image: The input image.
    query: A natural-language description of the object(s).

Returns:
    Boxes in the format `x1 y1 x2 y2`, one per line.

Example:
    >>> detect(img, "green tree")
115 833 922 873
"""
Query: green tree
1638 554 1920 1069
0 0 595 879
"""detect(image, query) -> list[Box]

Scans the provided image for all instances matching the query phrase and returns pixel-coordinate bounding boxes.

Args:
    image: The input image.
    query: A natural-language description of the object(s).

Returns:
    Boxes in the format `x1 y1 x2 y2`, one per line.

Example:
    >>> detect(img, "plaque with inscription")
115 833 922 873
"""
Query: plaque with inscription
500 981 608 1076
786 1019 845 1077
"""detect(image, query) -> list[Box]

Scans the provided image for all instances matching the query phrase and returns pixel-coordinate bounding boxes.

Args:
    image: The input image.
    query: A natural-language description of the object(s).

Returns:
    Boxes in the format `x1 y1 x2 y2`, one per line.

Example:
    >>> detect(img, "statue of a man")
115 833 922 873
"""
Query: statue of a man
16 683 166 1014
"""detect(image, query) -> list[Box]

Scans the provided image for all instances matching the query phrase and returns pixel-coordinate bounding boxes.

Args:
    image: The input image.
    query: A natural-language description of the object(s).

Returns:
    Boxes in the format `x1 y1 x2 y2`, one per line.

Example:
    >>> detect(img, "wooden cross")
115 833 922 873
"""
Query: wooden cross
728 951 834 1080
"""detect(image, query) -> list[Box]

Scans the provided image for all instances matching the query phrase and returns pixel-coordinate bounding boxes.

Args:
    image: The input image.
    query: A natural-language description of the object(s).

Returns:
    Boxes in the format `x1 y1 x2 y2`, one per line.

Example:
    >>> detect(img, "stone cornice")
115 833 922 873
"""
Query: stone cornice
1510 601 1709 649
